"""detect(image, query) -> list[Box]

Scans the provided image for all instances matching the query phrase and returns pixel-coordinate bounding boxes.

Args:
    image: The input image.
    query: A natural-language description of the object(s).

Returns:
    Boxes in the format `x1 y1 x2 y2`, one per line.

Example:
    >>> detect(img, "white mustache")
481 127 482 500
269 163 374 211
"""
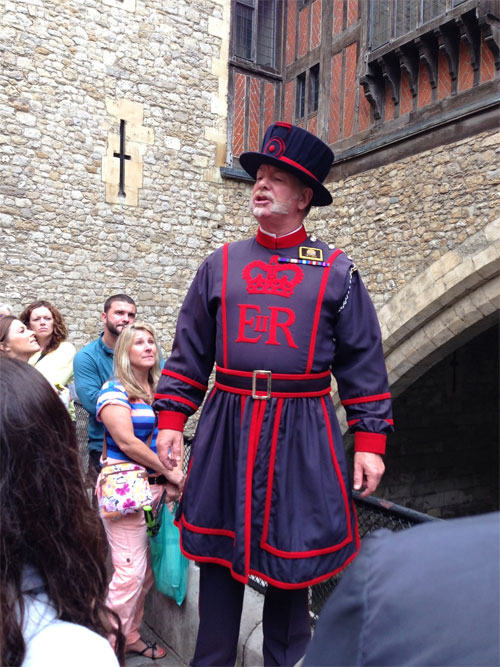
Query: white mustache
253 190 276 204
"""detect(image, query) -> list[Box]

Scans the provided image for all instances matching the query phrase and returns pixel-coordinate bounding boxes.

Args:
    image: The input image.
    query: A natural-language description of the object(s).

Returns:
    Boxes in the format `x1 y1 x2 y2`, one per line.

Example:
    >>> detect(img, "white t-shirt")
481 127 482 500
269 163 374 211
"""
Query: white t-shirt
22 592 119 667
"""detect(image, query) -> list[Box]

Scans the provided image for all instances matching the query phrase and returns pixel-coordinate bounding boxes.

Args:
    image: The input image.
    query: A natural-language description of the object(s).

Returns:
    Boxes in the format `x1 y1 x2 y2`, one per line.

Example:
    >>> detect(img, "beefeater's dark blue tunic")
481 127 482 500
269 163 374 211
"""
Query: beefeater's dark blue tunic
153 225 393 589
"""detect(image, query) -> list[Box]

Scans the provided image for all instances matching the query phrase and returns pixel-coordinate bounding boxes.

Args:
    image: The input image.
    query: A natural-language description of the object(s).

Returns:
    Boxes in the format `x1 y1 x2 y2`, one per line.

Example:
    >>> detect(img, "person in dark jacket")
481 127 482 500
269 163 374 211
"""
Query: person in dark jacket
304 511 500 667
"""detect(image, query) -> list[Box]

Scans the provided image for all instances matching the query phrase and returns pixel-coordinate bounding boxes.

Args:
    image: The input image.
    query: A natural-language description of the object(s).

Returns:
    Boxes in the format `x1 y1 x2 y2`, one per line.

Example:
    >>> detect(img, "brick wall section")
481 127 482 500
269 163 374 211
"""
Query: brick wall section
298 5 310 59
263 82 275 133
437 51 452 100
307 115 318 135
311 0 322 51
343 42 357 138
233 73 246 155
417 62 433 108
248 77 260 151
374 324 499 518
458 40 474 92
400 71 413 115
358 84 371 131
346 0 358 27
329 52 342 143
385 83 395 122
284 80 294 123
480 35 495 84
333 0 343 35
286 0 297 66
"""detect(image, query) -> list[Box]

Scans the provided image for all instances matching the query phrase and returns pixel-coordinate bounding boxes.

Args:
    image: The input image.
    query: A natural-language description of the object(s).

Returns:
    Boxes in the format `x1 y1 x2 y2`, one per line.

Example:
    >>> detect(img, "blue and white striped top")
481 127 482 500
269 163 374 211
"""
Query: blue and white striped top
96 379 158 470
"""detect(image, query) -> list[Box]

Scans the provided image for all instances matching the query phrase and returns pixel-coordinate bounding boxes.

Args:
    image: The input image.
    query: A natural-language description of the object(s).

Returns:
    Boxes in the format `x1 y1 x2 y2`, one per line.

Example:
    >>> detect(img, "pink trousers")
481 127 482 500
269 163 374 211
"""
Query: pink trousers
102 484 164 648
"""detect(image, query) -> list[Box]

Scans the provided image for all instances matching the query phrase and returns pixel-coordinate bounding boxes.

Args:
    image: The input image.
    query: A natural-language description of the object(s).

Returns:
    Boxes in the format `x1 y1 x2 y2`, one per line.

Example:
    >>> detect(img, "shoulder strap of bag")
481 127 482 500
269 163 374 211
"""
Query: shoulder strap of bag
101 411 158 466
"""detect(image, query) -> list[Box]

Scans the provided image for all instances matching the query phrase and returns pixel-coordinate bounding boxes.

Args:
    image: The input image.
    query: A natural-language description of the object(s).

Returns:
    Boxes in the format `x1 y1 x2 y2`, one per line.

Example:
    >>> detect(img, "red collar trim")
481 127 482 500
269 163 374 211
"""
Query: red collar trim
256 226 308 249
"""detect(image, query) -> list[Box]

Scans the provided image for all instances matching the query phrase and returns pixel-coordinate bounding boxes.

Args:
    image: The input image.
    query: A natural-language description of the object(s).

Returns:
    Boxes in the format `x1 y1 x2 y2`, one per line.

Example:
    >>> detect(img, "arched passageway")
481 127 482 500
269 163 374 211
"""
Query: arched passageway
339 221 499 518
378 322 499 517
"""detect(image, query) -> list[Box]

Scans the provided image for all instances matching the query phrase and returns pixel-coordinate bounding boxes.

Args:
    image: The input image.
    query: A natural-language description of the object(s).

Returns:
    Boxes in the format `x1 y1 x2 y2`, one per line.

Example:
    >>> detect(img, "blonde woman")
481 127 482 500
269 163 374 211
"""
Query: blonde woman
96 322 183 661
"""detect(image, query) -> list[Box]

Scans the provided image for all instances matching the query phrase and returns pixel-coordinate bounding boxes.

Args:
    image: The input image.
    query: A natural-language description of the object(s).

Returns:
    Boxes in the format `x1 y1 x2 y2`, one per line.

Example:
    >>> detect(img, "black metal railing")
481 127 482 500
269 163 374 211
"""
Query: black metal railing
308 492 440 620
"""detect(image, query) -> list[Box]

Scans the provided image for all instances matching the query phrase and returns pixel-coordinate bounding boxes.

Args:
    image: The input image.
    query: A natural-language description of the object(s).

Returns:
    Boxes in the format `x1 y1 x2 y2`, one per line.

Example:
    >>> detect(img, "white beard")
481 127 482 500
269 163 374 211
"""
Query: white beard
251 192 295 218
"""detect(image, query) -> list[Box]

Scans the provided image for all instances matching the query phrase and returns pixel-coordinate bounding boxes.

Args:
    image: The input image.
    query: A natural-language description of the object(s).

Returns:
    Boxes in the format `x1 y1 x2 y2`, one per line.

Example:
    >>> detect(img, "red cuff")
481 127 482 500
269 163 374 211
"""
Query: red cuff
157 411 187 432
354 432 386 455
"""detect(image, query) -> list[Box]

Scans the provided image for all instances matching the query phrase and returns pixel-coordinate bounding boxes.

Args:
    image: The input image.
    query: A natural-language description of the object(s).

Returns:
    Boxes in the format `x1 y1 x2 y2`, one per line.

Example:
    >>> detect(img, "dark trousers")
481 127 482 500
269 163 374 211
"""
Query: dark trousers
191 563 311 667
86 449 101 486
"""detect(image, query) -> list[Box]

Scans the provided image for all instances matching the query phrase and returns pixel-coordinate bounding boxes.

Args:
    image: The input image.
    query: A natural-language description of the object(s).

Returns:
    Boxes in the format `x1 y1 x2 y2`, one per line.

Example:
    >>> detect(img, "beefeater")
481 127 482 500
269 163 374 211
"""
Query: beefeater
153 122 394 667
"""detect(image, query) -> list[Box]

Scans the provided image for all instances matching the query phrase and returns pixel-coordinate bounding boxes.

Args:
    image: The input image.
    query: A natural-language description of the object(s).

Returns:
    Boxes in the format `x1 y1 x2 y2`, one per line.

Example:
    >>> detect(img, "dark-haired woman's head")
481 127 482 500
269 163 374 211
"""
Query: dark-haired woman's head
0 357 124 665
0 316 40 362
19 300 68 354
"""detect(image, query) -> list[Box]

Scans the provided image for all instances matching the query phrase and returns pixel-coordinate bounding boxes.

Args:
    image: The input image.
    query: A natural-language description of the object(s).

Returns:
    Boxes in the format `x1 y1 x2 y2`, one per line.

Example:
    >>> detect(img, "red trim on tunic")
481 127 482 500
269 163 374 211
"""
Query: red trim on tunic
354 431 386 454
154 394 199 411
222 243 229 368
176 518 360 590
247 550 360 589
176 522 360 589
347 418 394 427
161 369 207 391
245 401 266 577
262 535 352 558
352 499 361 551
321 395 353 536
342 392 391 406
261 399 283 545
180 515 235 539
306 249 342 373
157 410 187 431
205 387 216 403
256 226 308 249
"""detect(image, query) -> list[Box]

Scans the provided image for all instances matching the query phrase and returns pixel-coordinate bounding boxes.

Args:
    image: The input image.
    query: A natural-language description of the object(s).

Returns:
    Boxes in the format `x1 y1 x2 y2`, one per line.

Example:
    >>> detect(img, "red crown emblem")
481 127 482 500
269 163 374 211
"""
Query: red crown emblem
242 255 303 298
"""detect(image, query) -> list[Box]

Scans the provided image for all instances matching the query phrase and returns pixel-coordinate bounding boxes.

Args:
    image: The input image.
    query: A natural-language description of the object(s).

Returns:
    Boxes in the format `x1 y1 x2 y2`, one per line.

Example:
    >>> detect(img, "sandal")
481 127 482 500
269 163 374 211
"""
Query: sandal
127 638 167 660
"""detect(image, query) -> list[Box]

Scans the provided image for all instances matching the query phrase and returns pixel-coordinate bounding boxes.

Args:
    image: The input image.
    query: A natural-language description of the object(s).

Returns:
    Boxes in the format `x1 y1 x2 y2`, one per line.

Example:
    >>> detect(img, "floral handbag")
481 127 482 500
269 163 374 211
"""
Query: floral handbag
96 428 154 520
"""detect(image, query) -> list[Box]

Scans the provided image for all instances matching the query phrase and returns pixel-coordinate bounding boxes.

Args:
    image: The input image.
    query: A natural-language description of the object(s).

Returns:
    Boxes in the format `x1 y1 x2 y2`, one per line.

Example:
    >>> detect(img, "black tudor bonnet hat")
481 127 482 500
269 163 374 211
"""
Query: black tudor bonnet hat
239 122 334 206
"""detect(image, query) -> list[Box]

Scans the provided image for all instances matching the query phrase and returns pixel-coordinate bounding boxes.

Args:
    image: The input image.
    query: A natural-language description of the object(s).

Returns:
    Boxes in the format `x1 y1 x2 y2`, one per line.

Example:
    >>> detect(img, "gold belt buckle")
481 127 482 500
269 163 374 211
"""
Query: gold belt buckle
252 370 272 400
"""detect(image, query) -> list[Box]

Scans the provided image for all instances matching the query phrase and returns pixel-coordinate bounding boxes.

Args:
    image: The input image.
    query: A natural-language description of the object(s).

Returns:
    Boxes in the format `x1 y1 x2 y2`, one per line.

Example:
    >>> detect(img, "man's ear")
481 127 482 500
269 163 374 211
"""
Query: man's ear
298 187 313 210
100 312 107 324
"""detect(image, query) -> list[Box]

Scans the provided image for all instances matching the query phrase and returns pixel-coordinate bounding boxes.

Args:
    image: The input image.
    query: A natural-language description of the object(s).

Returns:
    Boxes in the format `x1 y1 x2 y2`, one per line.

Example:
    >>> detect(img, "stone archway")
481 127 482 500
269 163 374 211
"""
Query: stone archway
379 219 499 398
369 219 499 517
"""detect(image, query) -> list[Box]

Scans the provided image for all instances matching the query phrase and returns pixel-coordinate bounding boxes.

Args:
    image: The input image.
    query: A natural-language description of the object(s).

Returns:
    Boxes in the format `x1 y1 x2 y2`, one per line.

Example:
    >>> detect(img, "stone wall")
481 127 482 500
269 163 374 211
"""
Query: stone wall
0 0 231 353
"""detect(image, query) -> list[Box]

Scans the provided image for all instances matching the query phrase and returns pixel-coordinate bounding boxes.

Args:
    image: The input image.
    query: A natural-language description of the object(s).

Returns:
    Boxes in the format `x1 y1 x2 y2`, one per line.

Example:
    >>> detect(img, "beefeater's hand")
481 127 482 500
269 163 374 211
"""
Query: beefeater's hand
353 452 385 498
157 428 184 472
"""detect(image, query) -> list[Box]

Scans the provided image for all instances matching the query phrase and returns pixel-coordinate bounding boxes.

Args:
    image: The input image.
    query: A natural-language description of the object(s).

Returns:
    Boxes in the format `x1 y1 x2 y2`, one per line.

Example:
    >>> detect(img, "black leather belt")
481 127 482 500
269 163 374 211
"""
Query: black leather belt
148 474 168 485
214 366 332 400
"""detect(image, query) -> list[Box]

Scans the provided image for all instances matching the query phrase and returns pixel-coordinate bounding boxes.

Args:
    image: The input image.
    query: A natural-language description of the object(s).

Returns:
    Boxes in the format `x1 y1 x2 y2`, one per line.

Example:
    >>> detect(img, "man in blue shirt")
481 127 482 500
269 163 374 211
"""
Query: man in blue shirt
74 294 137 483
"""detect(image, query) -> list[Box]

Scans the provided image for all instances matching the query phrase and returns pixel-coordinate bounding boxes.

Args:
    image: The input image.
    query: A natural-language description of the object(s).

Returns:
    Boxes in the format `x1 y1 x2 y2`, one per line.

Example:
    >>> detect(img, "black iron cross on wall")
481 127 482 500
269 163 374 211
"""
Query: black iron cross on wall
113 119 131 197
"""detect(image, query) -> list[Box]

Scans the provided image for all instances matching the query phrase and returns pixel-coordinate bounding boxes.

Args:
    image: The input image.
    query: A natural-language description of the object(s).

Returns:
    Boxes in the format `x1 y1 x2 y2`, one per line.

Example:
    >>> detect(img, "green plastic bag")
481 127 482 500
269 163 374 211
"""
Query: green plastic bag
149 502 189 605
